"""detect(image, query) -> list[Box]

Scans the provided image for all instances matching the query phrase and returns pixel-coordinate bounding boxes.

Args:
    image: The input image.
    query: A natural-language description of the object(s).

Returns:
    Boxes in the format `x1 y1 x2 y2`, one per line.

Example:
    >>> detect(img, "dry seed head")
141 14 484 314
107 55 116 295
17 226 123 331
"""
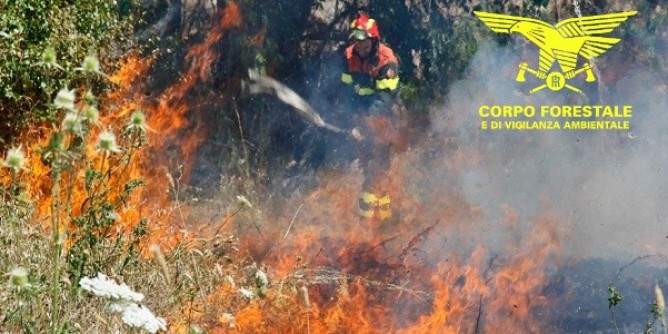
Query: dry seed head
236 195 252 208
150 244 171 285
84 90 99 108
655 283 665 316
299 286 310 307
225 275 235 288
102 209 120 222
40 47 64 70
219 313 236 328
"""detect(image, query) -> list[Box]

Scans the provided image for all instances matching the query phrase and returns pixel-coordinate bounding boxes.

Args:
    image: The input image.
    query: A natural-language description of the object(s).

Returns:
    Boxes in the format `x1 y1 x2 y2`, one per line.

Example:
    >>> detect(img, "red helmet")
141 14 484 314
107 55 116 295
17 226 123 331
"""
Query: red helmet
349 12 380 40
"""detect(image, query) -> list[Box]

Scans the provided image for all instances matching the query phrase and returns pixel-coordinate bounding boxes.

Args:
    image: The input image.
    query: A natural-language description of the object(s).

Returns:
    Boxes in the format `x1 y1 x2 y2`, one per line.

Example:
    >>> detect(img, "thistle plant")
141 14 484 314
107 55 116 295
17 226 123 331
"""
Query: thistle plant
40 48 64 70
96 129 122 154
83 104 101 125
6 51 156 332
78 55 101 73
61 112 85 135
2 146 26 197
54 88 76 111
5 267 40 331
3 146 26 173
65 110 149 286
127 109 148 133
9 267 29 288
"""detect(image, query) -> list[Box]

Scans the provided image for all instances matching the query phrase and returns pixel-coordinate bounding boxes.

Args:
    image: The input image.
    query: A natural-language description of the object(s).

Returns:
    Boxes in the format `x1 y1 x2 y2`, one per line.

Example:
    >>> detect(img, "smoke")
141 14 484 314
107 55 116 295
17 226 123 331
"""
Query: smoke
424 41 668 261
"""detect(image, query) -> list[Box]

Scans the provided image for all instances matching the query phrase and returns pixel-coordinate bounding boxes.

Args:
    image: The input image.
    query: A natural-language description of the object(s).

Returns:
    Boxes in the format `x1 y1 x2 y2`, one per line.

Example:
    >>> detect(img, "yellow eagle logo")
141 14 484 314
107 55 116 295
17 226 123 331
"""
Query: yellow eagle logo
474 11 637 94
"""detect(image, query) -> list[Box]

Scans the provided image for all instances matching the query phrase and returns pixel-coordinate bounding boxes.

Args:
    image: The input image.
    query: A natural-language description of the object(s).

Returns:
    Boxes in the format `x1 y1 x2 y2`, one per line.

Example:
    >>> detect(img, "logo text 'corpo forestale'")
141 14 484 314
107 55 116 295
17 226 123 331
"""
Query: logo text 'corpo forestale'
473 10 637 131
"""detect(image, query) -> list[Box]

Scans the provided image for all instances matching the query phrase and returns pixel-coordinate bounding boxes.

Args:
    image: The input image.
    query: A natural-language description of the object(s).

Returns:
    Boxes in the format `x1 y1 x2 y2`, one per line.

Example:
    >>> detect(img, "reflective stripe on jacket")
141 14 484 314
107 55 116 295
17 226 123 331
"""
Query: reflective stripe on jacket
340 42 399 95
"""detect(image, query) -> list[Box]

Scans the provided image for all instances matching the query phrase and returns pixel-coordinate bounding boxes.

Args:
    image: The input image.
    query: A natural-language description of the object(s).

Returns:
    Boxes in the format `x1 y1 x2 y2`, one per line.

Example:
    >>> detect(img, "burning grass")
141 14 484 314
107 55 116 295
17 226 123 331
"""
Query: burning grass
1 2 666 334
0 46 565 331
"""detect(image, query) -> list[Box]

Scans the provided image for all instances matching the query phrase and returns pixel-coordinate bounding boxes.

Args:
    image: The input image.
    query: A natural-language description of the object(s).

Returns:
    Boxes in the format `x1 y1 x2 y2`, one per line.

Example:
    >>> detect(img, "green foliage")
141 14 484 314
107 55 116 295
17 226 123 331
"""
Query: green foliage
0 0 136 144
609 284 624 308
0 61 151 331
607 284 624 334
364 0 537 107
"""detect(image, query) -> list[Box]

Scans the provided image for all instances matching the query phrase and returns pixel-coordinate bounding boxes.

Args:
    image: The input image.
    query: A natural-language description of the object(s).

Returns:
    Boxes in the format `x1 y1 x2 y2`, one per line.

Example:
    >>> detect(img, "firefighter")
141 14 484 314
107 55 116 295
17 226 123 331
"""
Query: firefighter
340 12 400 223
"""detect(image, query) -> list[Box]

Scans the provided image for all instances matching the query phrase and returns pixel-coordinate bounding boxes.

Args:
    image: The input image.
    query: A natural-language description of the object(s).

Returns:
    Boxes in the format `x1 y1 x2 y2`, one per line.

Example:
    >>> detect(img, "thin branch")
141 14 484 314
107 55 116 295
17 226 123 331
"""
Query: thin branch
284 203 304 238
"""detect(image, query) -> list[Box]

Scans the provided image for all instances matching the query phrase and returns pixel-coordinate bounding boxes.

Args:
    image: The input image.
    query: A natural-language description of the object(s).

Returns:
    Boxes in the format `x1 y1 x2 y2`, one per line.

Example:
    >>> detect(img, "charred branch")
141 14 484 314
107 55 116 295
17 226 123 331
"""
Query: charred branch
398 220 439 262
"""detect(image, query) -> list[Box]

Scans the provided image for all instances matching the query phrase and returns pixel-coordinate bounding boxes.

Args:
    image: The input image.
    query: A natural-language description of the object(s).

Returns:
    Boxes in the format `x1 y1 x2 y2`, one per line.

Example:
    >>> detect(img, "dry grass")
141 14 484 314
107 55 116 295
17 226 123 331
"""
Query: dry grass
0 189 255 333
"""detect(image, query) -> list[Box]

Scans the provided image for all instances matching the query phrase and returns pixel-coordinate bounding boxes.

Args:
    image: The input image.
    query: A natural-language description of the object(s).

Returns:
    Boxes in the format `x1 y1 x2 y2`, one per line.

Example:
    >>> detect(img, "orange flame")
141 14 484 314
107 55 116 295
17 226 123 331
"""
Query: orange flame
0 1 567 331
0 52 186 250
170 145 563 333
146 1 242 184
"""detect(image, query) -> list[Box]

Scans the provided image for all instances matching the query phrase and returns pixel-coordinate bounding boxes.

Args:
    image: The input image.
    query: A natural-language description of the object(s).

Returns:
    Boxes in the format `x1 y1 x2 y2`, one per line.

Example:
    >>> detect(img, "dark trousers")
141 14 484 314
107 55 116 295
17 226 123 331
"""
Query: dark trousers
354 92 396 222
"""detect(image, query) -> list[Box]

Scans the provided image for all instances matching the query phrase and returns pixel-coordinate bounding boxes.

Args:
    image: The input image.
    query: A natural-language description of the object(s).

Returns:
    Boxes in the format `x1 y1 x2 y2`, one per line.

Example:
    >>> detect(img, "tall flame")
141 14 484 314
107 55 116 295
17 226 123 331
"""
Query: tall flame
146 1 242 183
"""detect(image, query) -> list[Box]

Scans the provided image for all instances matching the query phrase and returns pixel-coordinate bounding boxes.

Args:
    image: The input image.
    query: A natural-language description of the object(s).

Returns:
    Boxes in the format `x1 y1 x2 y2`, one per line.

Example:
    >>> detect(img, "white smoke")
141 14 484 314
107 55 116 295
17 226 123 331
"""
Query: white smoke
425 41 668 261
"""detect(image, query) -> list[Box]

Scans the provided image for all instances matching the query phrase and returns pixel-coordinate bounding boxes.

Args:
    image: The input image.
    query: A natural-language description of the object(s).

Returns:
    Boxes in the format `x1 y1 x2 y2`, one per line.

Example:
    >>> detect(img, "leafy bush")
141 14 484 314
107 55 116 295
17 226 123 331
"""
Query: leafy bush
0 0 136 144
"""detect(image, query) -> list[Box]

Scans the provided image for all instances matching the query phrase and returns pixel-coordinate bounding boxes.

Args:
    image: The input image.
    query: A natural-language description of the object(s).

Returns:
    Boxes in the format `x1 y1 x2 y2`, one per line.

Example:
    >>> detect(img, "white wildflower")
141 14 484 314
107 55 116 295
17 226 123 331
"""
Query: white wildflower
61 112 84 134
81 274 167 333
79 273 144 303
108 302 167 334
9 267 30 288
127 110 147 132
239 287 255 300
96 129 121 154
3 146 26 172
255 269 268 287
54 88 76 110
236 195 252 208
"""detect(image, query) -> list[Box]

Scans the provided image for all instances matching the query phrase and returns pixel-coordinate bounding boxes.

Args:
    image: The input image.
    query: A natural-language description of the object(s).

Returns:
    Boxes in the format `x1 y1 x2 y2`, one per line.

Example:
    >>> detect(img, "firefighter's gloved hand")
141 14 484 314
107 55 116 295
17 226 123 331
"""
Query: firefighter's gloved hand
351 128 365 141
